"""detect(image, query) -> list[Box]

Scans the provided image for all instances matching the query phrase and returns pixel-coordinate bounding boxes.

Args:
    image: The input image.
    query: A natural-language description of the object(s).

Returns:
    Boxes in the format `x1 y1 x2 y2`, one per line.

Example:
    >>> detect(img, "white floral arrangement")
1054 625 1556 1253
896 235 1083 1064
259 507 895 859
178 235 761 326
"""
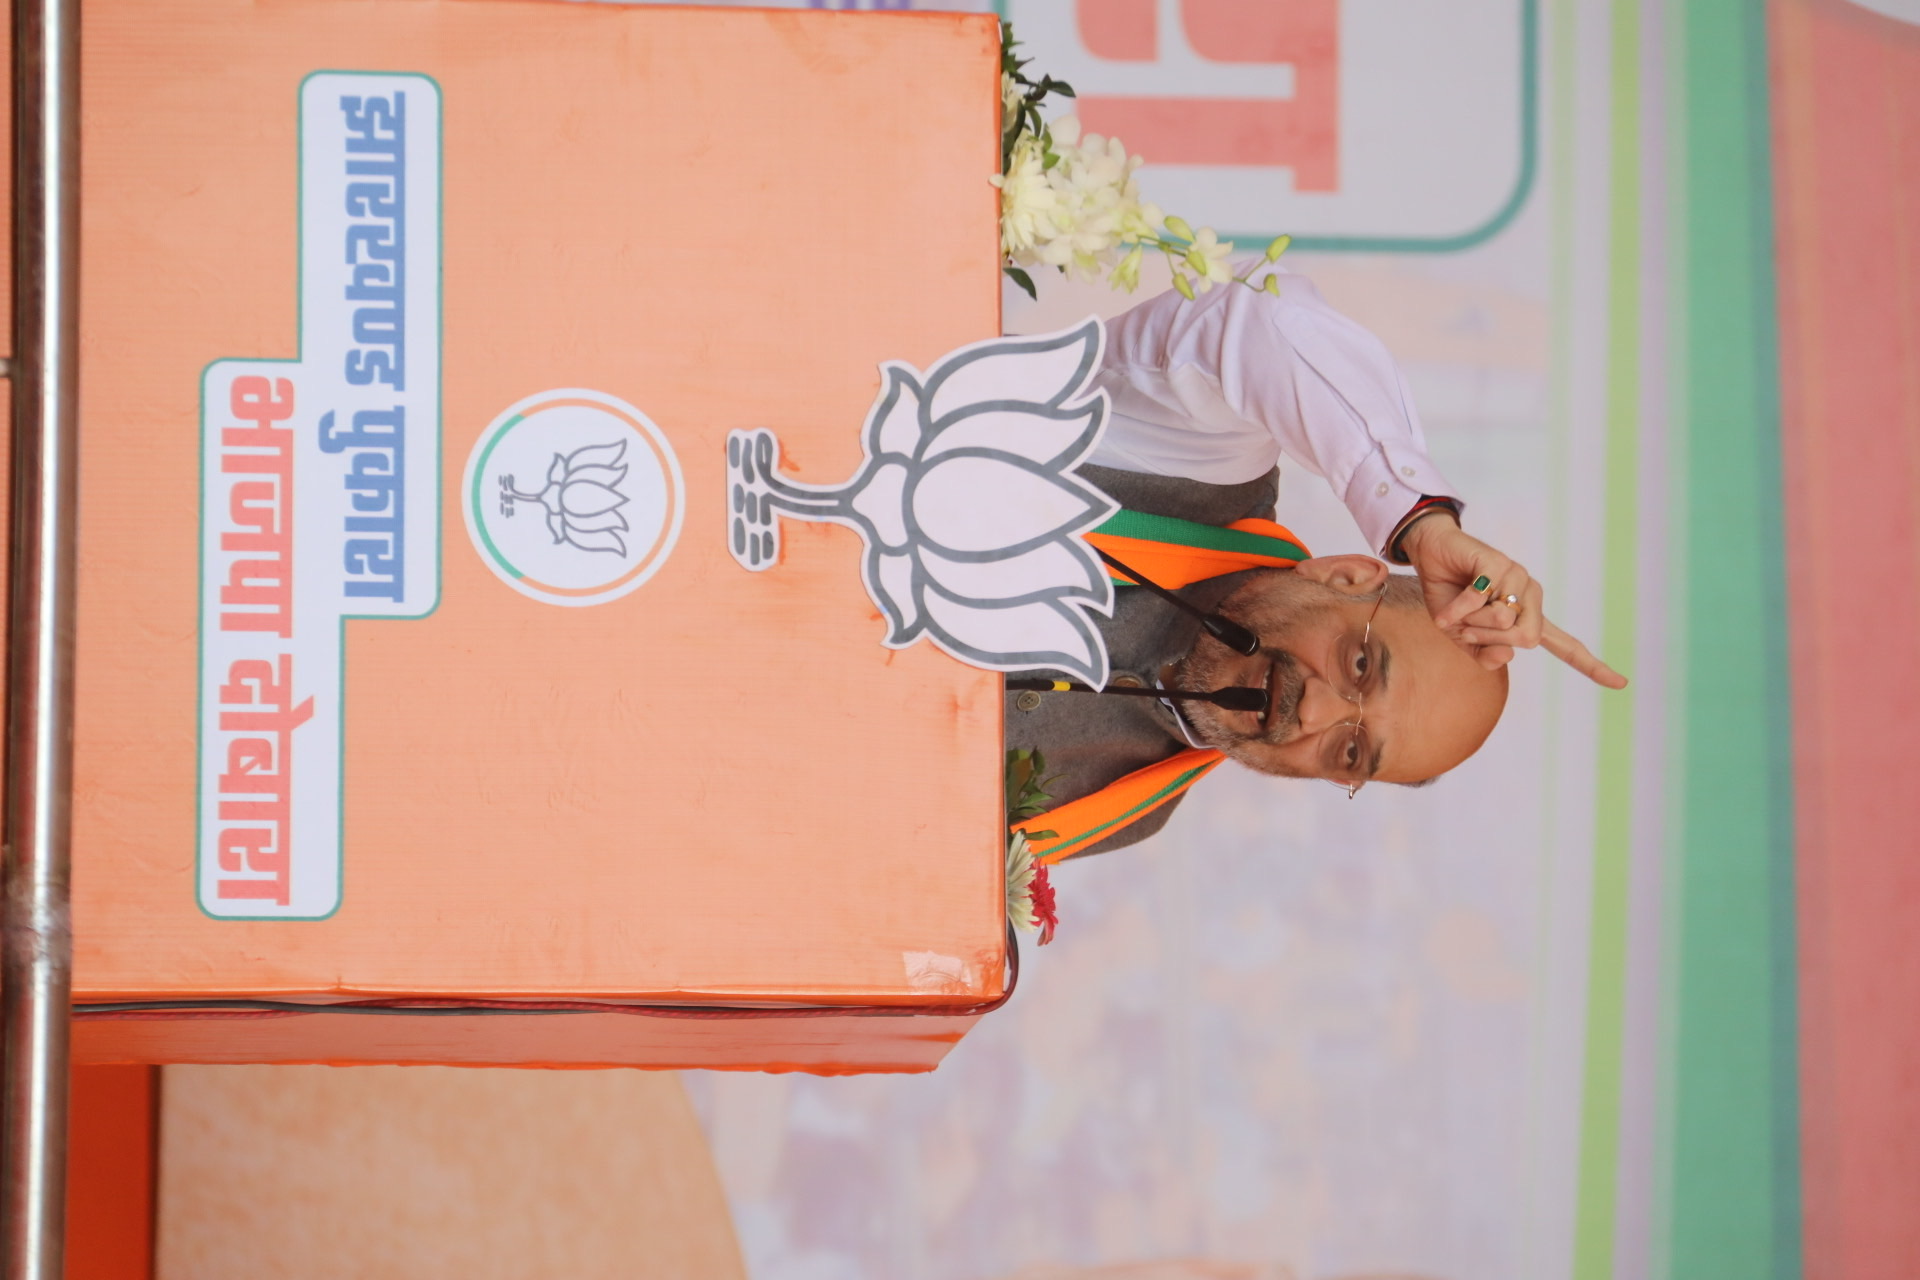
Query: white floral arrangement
993 23 1291 302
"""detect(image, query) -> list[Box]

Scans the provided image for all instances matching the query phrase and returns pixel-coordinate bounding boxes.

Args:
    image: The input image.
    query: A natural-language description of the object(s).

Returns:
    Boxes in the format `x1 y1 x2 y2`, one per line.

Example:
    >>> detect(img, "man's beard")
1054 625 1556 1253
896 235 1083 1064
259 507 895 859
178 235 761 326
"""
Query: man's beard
1169 643 1306 753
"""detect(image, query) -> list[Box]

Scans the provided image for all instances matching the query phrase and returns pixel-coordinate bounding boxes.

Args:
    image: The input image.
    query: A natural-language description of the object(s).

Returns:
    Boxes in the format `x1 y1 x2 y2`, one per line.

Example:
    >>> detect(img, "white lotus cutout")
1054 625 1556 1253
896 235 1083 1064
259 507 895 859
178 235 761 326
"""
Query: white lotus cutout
727 320 1118 684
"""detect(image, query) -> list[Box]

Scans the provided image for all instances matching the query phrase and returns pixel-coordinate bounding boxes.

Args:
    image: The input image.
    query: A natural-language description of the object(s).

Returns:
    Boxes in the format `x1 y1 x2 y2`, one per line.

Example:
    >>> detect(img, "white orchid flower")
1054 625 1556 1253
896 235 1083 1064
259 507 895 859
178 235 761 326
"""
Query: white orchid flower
727 321 1118 685
1185 228 1236 292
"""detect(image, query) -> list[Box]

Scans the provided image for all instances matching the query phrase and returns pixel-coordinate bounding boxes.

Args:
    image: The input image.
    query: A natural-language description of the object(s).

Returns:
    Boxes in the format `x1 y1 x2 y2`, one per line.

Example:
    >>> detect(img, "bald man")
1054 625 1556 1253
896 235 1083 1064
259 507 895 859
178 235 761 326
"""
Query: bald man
1002 273 1624 857
1005 465 1508 857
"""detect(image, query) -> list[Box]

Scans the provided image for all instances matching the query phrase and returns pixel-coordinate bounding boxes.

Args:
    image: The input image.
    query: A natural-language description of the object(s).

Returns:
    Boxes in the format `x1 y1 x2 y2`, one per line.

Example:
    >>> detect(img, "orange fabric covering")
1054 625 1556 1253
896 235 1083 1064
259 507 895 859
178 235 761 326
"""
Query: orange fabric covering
74 1010 979 1074
56 0 1006 1071
68 1066 157 1280
1014 748 1225 865
1088 517 1311 588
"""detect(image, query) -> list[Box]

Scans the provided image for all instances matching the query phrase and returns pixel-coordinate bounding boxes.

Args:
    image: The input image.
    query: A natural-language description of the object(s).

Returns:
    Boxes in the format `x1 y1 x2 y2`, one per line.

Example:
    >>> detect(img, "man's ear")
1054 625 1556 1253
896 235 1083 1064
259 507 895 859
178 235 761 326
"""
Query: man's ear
1292 554 1391 595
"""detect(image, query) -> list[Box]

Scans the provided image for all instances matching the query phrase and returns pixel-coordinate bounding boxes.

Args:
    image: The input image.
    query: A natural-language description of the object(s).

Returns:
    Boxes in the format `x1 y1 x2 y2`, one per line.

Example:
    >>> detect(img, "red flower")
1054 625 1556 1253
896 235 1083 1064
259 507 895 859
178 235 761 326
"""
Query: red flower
1029 861 1059 946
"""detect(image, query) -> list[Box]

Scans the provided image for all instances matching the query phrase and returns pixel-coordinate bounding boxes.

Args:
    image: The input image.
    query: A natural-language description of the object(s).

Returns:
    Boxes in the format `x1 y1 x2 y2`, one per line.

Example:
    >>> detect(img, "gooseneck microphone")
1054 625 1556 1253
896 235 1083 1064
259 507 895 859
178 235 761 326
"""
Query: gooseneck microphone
1092 548 1261 656
1010 549 1270 715
1006 678 1268 714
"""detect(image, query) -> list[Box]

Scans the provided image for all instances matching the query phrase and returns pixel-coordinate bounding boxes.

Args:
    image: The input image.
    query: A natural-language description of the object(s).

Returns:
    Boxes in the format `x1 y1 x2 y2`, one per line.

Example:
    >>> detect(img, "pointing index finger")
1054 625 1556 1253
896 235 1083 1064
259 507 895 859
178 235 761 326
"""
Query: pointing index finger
1542 618 1629 689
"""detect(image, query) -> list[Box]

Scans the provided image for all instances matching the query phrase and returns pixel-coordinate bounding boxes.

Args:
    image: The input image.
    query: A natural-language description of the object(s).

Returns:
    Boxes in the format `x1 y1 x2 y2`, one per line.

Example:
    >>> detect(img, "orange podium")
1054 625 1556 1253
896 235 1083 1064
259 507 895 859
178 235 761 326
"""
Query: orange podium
64 0 1010 1072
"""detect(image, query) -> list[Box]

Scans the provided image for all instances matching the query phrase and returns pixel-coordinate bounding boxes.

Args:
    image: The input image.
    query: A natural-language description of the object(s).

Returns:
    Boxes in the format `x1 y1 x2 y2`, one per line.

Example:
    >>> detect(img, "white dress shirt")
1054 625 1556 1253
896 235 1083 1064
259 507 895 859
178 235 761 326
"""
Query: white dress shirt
1087 270 1459 555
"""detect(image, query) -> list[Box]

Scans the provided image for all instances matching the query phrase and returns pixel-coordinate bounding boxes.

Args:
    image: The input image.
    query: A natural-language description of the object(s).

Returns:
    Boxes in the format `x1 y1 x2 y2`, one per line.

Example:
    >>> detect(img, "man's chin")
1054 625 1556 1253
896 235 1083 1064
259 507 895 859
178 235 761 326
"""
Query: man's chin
1166 664 1248 752
1173 653 1303 757
1179 703 1239 752
1216 736 1316 780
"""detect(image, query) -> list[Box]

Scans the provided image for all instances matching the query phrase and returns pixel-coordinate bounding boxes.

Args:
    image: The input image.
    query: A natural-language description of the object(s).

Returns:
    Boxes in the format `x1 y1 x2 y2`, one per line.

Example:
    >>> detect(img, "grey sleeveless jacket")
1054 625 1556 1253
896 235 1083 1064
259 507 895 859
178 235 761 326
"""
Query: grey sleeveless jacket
1004 464 1281 857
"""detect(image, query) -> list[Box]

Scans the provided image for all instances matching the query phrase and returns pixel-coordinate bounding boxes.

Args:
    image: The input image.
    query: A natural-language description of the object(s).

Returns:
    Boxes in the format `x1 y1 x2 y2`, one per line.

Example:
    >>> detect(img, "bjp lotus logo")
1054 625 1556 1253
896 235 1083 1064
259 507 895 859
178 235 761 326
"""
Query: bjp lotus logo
463 389 685 607
499 440 634 557
726 321 1118 685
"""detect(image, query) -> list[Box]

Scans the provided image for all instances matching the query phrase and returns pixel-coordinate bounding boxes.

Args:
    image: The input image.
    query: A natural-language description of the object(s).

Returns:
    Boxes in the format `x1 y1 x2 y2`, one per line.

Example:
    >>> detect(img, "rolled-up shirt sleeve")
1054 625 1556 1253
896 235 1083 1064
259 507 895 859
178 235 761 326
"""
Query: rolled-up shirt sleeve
1088 271 1460 554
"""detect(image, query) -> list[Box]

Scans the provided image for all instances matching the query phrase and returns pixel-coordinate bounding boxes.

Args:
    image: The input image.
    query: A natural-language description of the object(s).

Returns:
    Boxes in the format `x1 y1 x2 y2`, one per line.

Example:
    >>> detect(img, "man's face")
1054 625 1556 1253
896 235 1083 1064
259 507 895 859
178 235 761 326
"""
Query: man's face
1167 559 1508 786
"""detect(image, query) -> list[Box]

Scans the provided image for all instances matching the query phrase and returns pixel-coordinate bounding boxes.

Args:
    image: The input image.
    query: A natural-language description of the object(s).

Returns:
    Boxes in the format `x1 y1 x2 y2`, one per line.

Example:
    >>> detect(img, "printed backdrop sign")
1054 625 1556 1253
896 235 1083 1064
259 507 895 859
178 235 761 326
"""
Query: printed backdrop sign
197 73 441 918
1001 0 1529 244
627 0 1529 245
75 0 1010 1063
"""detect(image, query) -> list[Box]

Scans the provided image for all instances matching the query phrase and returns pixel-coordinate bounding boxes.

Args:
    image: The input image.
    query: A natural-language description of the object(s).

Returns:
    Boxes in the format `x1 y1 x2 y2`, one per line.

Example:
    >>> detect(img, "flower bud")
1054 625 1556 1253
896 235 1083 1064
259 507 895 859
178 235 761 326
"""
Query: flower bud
1264 234 1292 262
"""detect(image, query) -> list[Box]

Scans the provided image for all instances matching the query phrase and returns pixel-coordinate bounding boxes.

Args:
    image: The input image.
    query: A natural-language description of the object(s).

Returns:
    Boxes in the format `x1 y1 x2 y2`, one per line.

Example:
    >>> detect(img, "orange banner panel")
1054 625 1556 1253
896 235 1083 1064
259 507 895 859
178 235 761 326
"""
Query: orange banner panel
66 0 1007 1069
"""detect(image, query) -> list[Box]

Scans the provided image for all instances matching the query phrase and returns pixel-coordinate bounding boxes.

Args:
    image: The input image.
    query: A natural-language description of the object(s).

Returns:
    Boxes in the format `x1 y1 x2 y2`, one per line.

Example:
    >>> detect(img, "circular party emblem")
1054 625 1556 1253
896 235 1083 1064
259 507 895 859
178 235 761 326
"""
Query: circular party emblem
462 389 685 606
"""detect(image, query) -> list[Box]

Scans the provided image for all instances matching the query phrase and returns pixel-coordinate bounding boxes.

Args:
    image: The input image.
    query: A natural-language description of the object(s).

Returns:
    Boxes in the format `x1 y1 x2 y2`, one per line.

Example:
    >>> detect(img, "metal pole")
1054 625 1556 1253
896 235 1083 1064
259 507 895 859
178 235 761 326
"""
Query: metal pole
3 0 80 1273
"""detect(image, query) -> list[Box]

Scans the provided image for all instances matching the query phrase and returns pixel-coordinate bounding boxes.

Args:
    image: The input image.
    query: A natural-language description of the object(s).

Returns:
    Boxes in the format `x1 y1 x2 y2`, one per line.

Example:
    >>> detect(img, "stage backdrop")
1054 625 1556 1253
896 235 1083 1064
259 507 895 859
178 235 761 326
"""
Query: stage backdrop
621 2 1917 1279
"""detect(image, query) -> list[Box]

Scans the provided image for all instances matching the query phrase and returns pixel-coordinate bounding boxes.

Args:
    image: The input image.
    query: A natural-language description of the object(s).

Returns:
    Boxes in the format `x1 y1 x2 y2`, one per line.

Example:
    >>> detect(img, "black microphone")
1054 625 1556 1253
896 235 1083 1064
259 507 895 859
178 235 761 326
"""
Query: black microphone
1006 678 1267 715
1006 544 1269 715
1093 548 1261 656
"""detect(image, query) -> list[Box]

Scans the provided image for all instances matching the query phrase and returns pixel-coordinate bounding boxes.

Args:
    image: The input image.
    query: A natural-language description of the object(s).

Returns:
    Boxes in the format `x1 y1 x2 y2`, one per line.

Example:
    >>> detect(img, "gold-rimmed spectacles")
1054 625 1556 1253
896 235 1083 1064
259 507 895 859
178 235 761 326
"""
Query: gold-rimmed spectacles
1324 590 1387 799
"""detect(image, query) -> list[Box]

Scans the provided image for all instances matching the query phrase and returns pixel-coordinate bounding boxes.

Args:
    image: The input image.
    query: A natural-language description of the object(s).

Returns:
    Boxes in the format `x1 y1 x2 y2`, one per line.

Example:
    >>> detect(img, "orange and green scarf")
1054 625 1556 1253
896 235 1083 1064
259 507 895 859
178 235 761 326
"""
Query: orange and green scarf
1012 509 1310 864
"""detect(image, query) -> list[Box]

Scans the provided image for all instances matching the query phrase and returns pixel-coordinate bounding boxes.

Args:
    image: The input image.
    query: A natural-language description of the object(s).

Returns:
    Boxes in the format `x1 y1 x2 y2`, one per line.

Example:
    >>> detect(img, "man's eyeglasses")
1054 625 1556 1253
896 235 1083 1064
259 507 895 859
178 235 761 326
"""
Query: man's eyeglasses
1323 590 1386 799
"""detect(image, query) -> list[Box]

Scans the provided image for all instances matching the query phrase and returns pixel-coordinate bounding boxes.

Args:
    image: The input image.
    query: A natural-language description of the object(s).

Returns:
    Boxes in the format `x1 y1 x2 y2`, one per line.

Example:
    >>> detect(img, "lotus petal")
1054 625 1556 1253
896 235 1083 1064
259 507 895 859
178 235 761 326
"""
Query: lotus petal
921 587 1108 685
916 537 1111 607
867 549 922 643
921 321 1103 424
559 479 629 517
920 402 1104 469
911 454 1109 556
565 463 628 490
563 507 630 534
848 461 910 551
566 527 628 556
566 440 627 471
863 366 928 460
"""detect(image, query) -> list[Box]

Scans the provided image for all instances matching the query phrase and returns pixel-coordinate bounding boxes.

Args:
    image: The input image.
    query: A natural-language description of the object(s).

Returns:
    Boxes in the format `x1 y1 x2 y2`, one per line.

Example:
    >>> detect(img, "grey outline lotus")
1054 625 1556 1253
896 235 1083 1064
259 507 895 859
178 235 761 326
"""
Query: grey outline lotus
500 440 631 556
726 321 1118 685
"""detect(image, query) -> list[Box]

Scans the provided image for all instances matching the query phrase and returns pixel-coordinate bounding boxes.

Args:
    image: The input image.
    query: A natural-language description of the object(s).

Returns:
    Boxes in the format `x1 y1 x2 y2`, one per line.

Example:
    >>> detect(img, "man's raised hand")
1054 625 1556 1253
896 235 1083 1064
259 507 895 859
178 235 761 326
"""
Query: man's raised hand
1398 512 1628 690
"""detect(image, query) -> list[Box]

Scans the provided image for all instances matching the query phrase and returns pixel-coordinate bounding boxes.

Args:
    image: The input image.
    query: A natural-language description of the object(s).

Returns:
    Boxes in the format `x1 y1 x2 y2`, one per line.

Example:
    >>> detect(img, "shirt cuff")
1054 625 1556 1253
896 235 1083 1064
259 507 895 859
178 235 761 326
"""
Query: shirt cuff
1341 445 1460 555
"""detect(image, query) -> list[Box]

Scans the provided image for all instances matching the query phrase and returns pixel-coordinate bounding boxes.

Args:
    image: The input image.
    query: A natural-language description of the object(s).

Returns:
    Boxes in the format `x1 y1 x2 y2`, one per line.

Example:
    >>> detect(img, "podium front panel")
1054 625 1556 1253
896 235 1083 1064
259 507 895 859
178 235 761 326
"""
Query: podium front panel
63 0 1007 1066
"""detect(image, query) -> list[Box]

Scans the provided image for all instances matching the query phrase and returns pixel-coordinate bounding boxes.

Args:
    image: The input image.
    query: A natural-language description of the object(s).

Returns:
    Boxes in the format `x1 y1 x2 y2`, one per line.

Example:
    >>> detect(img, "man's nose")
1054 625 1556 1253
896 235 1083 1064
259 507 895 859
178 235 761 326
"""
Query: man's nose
1294 678 1356 735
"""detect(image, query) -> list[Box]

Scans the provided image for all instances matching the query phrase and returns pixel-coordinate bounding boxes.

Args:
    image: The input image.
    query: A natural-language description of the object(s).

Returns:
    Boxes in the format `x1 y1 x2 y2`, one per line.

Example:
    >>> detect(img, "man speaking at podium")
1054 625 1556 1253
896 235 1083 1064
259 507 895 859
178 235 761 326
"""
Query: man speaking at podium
1008 273 1626 860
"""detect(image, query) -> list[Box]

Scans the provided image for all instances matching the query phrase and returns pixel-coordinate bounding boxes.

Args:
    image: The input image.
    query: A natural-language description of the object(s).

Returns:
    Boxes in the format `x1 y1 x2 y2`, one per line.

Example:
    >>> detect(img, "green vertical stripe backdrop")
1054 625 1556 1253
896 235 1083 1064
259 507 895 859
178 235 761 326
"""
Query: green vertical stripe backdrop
1665 0 1801 1277
1572 0 1644 1273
